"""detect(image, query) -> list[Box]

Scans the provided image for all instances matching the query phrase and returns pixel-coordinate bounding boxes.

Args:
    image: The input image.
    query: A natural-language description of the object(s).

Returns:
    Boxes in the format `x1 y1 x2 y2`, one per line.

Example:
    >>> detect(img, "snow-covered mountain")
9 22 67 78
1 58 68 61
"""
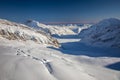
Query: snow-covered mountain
0 18 120 80
25 20 76 36
0 19 59 47
69 24 91 33
79 18 120 48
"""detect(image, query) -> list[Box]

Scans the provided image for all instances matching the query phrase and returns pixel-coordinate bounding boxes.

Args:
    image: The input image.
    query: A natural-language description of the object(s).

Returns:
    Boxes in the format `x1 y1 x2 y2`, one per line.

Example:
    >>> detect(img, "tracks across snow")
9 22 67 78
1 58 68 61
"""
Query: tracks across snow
14 47 98 80
15 48 55 77
0 38 119 80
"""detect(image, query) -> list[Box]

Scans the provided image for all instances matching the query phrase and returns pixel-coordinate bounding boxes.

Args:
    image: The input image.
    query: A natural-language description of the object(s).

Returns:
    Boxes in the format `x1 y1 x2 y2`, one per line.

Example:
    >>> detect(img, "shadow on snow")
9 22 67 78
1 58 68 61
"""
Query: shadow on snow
52 34 80 39
48 41 120 57
106 62 120 71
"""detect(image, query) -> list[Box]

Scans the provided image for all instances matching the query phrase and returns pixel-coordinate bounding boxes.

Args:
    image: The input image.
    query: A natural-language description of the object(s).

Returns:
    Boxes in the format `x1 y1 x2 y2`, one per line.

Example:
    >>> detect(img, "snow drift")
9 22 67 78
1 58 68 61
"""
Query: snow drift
0 19 59 47
79 18 120 48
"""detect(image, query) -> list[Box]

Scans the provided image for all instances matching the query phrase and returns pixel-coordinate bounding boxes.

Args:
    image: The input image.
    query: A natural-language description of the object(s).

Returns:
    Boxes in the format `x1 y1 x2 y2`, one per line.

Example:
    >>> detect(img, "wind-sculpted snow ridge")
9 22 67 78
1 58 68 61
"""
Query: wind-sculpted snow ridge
79 18 120 48
0 19 59 47
25 20 76 36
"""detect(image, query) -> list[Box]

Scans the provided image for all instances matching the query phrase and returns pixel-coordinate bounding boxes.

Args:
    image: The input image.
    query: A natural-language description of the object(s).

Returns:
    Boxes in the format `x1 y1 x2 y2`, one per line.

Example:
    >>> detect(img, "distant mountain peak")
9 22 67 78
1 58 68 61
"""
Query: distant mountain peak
95 18 120 27
79 18 120 48
25 19 76 36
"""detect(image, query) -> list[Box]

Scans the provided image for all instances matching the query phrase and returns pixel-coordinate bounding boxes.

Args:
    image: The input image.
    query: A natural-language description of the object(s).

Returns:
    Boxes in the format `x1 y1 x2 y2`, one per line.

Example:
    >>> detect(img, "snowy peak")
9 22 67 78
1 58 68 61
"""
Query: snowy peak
26 20 39 28
0 19 59 47
26 20 46 29
25 20 51 35
25 20 48 32
79 18 120 48
25 20 76 36
95 18 120 27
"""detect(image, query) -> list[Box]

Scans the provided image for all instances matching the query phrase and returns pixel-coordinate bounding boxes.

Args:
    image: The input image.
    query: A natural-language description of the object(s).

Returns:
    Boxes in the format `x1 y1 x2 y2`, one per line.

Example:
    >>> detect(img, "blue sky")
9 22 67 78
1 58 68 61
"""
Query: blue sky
0 0 120 24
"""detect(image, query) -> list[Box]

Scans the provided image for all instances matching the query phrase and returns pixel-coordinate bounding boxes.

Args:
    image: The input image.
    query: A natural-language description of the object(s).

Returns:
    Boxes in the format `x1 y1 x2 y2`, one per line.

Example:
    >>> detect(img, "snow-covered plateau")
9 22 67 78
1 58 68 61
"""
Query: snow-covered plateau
0 18 120 80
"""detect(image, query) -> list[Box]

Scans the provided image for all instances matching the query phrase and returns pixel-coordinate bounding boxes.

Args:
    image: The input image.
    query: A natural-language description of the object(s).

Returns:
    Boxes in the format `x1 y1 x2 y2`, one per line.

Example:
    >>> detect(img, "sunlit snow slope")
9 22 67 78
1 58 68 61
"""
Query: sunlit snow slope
25 20 76 36
0 19 59 47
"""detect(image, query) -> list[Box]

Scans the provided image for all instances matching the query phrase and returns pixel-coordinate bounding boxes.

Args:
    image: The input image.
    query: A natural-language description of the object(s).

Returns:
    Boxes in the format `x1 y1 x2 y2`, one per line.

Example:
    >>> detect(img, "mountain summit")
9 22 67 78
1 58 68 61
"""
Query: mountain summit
25 19 75 36
79 18 120 48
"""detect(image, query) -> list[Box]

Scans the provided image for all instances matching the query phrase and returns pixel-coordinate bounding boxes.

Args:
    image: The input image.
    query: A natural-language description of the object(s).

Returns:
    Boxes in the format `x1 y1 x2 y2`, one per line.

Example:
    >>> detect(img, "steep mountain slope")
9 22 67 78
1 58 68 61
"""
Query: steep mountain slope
79 18 120 48
0 19 59 47
25 20 75 36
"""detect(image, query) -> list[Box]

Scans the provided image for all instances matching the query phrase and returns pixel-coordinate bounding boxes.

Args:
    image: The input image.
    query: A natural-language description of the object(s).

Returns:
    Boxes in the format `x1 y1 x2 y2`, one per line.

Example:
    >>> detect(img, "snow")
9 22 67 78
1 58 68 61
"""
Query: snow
25 20 76 36
0 36 120 80
0 19 59 47
0 18 120 80
68 24 91 33
79 18 120 48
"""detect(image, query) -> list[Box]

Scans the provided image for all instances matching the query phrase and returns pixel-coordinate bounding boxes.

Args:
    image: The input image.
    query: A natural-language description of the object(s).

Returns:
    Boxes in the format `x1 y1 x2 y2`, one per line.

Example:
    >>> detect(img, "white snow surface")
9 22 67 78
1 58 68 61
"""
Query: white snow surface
25 20 76 36
0 19 59 47
0 18 120 80
79 18 120 48
0 37 120 80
